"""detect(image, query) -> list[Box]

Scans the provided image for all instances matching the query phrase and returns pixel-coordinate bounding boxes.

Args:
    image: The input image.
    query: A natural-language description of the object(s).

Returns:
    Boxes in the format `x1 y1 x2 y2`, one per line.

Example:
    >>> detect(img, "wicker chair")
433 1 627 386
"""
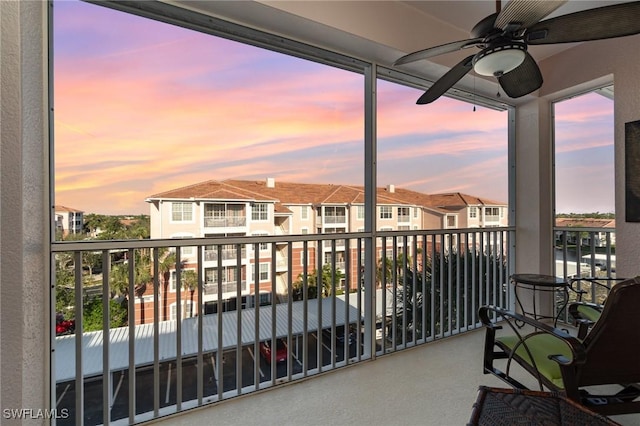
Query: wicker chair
480 276 640 416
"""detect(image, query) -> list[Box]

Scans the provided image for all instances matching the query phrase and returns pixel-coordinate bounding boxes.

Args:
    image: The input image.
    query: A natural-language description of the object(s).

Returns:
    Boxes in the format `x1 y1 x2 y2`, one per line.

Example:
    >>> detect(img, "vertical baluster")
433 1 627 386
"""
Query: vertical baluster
235 243 242 395
302 240 309 376
73 251 84 426
175 248 182 411
101 250 111 425
152 248 160 417
127 249 136 422
196 245 203 405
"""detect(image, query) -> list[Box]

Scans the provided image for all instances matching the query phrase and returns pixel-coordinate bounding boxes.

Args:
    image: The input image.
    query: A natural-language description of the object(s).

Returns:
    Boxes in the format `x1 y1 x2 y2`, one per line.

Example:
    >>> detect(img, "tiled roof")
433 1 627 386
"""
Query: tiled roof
147 179 506 212
555 218 616 228
54 205 84 213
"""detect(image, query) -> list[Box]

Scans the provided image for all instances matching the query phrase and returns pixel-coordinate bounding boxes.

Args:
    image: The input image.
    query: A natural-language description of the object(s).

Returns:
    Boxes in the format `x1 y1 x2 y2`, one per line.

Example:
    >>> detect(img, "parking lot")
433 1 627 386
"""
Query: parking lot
56 330 360 425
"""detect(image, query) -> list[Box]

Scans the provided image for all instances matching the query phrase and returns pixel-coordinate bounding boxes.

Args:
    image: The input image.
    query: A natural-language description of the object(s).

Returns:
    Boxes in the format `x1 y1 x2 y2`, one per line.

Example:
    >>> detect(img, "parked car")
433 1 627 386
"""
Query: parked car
322 325 356 346
259 339 288 363
56 313 75 336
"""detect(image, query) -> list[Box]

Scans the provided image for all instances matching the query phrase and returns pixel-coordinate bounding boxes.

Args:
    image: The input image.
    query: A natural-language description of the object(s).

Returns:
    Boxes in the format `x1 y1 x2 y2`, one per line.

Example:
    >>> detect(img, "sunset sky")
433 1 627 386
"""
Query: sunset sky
53 0 614 216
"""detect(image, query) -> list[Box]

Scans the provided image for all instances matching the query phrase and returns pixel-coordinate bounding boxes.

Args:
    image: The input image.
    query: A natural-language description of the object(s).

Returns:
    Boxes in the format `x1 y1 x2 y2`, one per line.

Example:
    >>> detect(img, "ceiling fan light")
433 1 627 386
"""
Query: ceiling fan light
473 43 526 77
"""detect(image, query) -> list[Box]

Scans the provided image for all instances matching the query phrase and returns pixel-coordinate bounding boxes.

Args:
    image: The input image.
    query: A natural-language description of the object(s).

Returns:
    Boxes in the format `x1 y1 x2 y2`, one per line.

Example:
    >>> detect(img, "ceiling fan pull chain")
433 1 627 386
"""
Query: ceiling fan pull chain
473 73 476 112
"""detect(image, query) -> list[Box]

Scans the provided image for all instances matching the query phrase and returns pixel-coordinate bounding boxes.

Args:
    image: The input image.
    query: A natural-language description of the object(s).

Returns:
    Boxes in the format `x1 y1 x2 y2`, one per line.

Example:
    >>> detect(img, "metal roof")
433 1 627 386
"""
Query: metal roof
55 296 362 383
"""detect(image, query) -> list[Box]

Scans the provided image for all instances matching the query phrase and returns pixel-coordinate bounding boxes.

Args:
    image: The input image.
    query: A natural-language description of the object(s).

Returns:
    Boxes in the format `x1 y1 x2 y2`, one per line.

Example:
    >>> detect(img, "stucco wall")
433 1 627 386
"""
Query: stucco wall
0 0 49 420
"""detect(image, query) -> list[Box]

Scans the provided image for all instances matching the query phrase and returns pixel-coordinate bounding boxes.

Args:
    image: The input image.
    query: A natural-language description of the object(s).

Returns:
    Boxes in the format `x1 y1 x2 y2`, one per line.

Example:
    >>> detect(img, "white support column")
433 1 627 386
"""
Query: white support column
0 0 50 419
513 98 555 317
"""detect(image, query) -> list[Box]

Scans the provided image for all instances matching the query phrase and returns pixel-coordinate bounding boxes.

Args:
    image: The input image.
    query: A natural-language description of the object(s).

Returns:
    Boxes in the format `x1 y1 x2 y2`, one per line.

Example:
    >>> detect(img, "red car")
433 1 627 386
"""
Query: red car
259 339 288 363
56 313 75 336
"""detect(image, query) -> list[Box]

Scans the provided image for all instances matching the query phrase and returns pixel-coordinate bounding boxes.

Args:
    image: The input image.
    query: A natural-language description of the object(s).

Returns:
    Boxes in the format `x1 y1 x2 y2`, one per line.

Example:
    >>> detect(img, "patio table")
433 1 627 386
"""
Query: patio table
510 273 569 326
468 386 620 426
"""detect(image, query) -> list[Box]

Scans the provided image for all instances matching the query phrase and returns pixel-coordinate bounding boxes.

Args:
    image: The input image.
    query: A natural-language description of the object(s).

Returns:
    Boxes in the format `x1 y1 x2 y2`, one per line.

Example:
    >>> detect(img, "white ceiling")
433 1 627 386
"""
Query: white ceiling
175 0 628 104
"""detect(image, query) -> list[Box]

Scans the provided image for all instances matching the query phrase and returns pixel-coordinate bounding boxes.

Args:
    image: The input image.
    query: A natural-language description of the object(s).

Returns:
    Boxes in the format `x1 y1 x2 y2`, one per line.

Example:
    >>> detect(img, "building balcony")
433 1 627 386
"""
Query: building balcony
51 227 626 425
203 246 247 263
203 216 247 228
317 216 347 225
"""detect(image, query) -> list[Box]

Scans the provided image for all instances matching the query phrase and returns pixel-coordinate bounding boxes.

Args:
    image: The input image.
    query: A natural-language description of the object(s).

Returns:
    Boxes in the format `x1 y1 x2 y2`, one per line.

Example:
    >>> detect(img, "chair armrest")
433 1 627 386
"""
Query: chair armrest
479 305 587 365
569 277 626 301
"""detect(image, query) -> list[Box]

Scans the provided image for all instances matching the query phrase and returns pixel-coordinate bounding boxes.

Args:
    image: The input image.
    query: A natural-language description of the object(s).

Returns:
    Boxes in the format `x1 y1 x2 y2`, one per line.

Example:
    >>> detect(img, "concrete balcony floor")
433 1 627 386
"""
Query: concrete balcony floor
150 329 640 426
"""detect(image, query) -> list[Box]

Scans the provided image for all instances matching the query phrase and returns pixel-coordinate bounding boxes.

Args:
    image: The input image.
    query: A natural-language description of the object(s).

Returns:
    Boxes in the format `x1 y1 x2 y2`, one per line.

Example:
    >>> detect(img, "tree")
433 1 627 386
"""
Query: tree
83 296 128 332
292 263 344 300
156 248 177 321
376 257 393 288
109 263 130 298
55 253 76 319
181 270 198 318
387 249 507 345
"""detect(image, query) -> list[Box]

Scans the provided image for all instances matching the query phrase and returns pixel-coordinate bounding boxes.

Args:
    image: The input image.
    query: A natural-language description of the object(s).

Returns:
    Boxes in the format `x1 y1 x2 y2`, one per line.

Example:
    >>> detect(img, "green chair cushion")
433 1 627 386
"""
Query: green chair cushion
497 333 573 389
576 305 602 322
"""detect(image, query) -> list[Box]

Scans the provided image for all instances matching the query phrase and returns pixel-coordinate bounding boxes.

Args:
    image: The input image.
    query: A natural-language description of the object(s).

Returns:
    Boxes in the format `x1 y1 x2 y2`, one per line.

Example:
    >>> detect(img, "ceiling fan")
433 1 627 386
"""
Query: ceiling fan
393 0 640 104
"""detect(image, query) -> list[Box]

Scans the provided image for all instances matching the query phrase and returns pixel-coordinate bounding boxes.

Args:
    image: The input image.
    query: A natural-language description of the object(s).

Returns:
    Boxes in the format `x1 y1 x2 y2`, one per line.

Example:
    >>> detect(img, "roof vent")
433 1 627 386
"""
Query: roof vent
387 184 395 193
266 177 275 188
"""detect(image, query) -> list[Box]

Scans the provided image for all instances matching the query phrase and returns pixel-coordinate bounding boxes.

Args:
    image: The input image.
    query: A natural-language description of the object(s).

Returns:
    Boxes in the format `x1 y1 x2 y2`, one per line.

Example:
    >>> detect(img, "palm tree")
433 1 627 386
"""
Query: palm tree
376 257 393 288
156 248 177 321
109 263 129 299
292 263 344 300
181 270 198 318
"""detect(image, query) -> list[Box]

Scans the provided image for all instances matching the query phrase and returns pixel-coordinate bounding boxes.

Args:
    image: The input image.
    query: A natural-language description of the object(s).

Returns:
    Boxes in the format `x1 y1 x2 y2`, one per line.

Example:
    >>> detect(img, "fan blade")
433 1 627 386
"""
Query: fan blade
495 0 566 32
498 51 542 98
417 55 474 104
526 2 640 44
394 38 482 66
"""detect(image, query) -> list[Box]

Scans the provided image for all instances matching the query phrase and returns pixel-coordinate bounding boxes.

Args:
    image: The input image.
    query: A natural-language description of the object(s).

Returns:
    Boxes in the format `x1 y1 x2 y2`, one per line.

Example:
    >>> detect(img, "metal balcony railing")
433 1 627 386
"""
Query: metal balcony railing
52 227 514 425
203 246 247 262
203 216 247 228
553 227 616 322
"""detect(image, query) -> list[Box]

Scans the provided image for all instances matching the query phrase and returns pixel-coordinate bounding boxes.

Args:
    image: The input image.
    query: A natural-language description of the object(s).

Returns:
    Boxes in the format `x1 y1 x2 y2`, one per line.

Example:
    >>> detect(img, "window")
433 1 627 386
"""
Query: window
253 232 269 251
413 207 418 218
252 263 269 281
357 205 365 220
324 206 346 223
170 270 178 292
170 301 194 320
252 203 268 221
397 207 410 222
171 233 195 256
446 215 456 227
169 268 196 291
301 206 309 220
469 207 477 218
485 207 500 217
171 202 193 222
380 206 392 219
301 227 309 234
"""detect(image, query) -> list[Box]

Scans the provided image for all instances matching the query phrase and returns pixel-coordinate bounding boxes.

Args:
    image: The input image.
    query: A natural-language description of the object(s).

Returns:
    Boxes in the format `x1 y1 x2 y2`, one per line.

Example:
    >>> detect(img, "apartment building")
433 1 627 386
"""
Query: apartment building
54 205 84 236
138 178 507 324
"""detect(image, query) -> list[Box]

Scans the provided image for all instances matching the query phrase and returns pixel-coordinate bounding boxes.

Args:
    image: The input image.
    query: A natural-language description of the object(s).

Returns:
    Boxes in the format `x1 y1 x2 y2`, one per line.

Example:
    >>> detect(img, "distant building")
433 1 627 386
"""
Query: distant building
555 217 616 247
137 178 507 324
54 205 84 236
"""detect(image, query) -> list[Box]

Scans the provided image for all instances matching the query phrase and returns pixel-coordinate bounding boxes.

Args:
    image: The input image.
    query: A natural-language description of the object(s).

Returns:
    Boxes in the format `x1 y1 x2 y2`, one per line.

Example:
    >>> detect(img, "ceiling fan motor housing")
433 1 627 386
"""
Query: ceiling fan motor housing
472 40 527 77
